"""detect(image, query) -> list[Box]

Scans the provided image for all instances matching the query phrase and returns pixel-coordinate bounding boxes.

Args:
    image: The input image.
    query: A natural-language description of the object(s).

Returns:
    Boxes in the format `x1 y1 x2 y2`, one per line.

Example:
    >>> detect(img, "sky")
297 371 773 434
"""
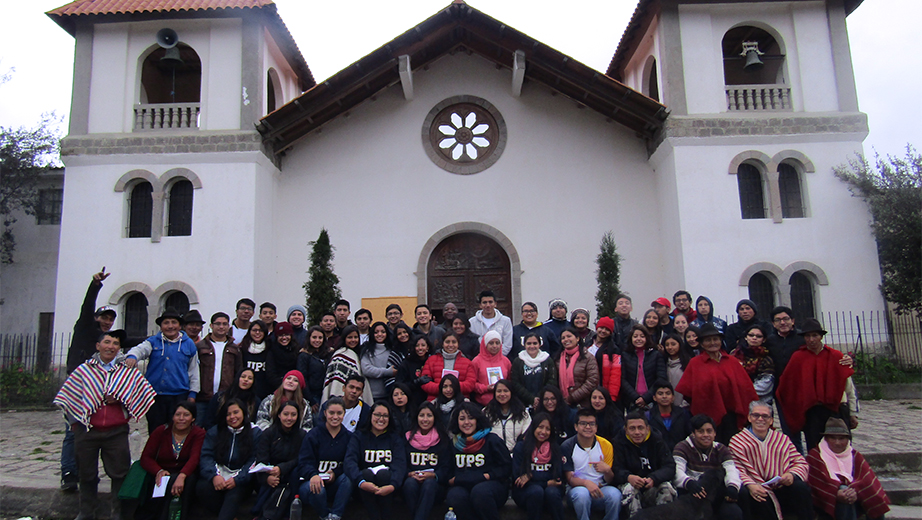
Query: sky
0 0 918 159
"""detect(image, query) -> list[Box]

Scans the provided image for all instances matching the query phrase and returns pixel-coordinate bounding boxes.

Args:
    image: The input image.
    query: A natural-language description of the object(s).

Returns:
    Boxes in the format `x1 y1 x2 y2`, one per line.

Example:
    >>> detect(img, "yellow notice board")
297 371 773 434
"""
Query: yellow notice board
360 296 419 325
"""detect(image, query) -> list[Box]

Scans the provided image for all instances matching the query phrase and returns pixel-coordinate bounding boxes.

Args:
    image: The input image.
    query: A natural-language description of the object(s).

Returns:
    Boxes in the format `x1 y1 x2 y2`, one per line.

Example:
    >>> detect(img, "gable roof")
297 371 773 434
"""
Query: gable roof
257 1 667 155
607 0 866 80
47 0 314 88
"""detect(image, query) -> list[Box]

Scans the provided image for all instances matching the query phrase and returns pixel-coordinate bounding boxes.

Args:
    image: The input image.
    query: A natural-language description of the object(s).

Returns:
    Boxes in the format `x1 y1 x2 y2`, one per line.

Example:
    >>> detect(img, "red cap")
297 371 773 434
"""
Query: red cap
652 297 671 309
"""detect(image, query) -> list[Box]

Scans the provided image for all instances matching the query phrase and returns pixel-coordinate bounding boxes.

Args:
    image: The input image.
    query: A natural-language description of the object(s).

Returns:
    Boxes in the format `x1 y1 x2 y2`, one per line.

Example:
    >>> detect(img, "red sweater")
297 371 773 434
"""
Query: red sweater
140 424 206 477
470 343 512 405
421 353 475 401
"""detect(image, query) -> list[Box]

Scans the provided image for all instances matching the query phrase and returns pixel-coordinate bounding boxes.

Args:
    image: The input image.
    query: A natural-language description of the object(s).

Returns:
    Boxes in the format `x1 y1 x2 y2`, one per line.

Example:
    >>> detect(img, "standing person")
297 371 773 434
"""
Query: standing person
126 308 200 434
231 298 256 344
806 418 891 520
469 290 514 356
620 324 667 411
252 401 306 520
204 368 259 431
255 370 311 431
662 333 691 407
558 328 599 410
483 379 532 452
54 329 157 520
511 413 564 520
651 298 675 337
444 402 512 520
298 326 330 411
569 309 593 348
297 397 354 520
440 302 459 332
672 290 697 322
594 319 623 404
642 308 666 346
589 316 615 358
612 295 637 352
237 320 272 399
403 402 451 520
333 299 352 336
258 302 278 335
323 325 373 405
776 318 855 451
286 304 309 347
724 300 766 353
561 408 621 520
731 324 776 404
511 301 554 359
359 321 397 402
197 399 261 520
265 321 299 391
613 412 677 516
729 402 812 520
675 324 758 444
132 403 206 520
421 332 476 400
398 334 433 406
672 314 690 337
344 402 407 520
196 312 242 425
509 332 558 409
471 331 513 405
62 269 115 491
451 315 481 360
384 304 406 338
413 304 445 348
354 308 373 344
765 306 805 448
673 414 743 520
684 325 701 355
319 312 339 351
544 298 570 359
691 296 727 346
181 309 206 343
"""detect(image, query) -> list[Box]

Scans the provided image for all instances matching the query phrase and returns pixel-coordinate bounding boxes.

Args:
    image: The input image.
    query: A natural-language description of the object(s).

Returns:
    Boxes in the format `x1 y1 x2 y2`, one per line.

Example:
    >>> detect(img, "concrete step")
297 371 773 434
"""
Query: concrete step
865 452 922 475
880 473 922 506
890 505 922 520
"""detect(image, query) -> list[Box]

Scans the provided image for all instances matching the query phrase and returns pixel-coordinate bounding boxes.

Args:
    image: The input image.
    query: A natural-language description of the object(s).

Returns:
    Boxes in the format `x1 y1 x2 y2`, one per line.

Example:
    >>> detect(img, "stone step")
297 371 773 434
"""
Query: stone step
865 451 922 475
880 473 922 506
890 505 922 520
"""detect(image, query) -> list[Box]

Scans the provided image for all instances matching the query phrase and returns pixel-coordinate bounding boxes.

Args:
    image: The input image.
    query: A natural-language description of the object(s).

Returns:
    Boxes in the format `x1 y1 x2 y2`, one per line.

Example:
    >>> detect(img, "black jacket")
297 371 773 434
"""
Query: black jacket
620 347 667 407
296 352 325 407
297 425 353 479
255 423 306 485
344 429 407 487
612 316 637 352
611 431 676 486
266 338 299 391
67 280 103 373
766 329 804 378
647 406 692 450
397 352 429 406
442 433 511 490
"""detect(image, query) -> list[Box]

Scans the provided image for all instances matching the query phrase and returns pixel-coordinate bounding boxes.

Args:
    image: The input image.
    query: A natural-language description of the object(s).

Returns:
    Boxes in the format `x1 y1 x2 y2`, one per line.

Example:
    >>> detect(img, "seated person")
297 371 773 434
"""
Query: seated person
313 375 371 432
561 408 622 520
729 401 812 520
613 411 677 516
807 417 890 520
298 397 353 520
647 381 691 449
673 414 742 520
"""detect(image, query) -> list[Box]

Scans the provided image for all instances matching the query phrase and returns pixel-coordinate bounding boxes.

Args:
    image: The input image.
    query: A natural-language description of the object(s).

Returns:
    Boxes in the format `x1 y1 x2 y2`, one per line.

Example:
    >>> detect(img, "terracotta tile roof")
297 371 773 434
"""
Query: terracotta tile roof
47 0 275 17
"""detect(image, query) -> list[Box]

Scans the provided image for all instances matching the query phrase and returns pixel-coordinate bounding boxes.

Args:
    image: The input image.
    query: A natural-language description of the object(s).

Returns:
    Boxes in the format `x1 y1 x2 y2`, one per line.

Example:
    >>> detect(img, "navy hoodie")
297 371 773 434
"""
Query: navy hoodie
511 439 562 487
297 425 353 480
406 434 451 476
442 432 511 490
344 429 407 488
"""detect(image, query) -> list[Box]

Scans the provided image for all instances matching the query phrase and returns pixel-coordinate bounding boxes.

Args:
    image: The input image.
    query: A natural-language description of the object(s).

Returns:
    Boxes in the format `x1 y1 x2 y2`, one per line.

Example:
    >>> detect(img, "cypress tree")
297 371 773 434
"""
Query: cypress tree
595 231 622 319
303 228 342 326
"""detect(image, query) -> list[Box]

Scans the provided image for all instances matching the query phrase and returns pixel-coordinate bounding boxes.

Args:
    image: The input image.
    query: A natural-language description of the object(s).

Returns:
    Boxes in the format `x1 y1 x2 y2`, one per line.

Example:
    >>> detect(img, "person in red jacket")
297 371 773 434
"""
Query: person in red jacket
421 332 476 400
471 331 513 405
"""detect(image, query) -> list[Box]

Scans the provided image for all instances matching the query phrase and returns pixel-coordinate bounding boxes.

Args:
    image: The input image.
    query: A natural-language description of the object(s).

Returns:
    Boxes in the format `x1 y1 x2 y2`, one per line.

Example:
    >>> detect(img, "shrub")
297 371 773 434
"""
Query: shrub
0 363 62 408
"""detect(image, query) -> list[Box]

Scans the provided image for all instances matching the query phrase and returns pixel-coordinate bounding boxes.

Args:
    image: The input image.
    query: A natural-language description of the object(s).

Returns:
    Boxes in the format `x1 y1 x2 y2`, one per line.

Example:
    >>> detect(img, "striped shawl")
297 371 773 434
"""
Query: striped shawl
729 428 809 518
53 355 156 428
807 447 890 518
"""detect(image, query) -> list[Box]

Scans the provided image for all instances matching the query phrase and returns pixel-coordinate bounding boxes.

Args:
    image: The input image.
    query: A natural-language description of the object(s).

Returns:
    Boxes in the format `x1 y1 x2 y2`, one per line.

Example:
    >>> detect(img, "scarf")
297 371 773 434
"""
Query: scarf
532 440 552 465
54 356 157 428
519 348 549 368
407 428 441 450
248 341 266 355
453 427 491 453
733 343 772 376
558 345 580 400
442 349 459 370
635 347 648 395
819 438 854 483
440 399 457 416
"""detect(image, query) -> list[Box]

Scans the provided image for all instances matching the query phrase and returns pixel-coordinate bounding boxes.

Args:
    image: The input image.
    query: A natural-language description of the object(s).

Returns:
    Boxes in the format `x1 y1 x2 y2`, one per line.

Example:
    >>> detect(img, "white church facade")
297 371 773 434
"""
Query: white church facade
43 0 881 342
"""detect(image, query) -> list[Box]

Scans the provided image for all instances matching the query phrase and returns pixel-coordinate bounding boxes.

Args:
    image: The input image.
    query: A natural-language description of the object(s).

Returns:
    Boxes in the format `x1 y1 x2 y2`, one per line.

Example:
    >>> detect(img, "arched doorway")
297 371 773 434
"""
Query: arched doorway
427 233 512 320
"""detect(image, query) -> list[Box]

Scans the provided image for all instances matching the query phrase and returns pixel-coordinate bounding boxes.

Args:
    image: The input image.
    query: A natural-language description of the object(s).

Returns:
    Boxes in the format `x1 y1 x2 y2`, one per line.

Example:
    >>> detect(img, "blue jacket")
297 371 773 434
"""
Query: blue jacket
298 425 353 479
127 331 199 397
199 425 260 484
443 433 511 490
345 429 407 488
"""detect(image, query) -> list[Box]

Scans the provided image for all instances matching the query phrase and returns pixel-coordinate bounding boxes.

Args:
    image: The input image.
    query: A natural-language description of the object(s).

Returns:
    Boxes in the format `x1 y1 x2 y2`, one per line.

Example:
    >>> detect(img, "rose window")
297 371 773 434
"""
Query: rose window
423 96 506 175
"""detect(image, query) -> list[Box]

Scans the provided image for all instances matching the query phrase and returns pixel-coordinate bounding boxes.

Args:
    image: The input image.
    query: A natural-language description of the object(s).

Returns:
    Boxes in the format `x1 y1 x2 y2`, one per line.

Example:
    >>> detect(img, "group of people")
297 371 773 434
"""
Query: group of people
53 271 891 520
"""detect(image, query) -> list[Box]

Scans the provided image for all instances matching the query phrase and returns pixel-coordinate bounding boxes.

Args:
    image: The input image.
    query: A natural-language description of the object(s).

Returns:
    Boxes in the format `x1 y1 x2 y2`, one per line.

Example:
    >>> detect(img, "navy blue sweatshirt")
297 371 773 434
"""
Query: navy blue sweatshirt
511 439 562 487
297 425 353 480
406 435 451 478
443 433 511 490
344 429 407 488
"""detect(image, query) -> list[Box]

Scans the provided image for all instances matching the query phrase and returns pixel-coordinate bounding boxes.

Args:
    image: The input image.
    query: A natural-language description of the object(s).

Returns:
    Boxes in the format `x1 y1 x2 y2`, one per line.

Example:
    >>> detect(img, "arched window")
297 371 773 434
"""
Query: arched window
167 179 193 236
267 68 282 113
722 26 785 86
778 162 804 218
748 272 775 316
140 43 202 104
645 58 659 102
163 291 190 315
790 271 816 322
128 181 153 237
124 292 149 338
737 163 766 219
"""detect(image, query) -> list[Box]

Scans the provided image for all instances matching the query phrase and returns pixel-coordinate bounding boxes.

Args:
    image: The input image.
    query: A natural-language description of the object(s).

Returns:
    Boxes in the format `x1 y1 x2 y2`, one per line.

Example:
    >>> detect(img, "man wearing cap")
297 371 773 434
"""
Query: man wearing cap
126 307 201 433
61 269 115 491
196 312 241 424
806 417 890 520
544 298 569 358
182 309 206 343
54 329 156 520
776 318 856 451
671 291 697 322
652 297 675 336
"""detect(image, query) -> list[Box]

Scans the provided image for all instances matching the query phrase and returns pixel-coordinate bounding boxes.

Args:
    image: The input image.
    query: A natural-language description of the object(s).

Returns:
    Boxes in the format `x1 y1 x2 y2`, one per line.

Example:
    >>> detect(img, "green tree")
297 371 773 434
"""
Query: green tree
0 112 62 264
302 228 342 326
595 231 622 319
834 146 922 314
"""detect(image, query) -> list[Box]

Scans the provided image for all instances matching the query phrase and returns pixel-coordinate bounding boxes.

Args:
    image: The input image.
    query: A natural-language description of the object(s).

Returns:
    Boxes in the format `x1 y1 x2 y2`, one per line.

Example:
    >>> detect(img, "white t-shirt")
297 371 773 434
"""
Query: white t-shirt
480 314 499 329
232 323 249 344
571 438 606 485
343 401 364 432
211 339 228 394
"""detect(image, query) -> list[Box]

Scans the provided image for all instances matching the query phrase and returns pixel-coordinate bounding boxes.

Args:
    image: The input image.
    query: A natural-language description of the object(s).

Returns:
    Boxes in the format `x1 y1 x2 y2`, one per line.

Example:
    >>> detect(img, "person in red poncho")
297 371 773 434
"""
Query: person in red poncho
776 318 855 451
807 417 890 520
675 324 757 445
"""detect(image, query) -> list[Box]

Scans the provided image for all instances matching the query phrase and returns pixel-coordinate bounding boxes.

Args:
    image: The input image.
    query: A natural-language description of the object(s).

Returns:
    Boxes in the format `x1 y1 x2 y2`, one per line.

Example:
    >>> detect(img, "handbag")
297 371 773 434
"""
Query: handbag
118 460 151 500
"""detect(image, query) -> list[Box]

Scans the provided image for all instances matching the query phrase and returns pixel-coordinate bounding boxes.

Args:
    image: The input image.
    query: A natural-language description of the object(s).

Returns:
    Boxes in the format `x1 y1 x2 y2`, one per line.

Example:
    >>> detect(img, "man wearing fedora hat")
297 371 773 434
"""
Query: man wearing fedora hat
126 307 201 433
806 417 890 520
182 309 206 343
776 318 856 451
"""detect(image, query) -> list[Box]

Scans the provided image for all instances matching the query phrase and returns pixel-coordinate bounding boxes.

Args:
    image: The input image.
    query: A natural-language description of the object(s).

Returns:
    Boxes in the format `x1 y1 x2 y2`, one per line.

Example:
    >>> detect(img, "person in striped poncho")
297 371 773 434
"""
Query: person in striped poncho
53 329 157 520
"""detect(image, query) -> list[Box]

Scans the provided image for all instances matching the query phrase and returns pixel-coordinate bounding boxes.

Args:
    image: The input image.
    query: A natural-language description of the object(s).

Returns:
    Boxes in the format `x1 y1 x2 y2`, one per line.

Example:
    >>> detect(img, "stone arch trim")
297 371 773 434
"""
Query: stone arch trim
724 21 788 55
782 261 829 285
416 222 522 322
160 167 203 190
738 262 783 286
154 281 201 306
728 151 772 175
114 169 161 192
108 282 155 305
769 150 815 173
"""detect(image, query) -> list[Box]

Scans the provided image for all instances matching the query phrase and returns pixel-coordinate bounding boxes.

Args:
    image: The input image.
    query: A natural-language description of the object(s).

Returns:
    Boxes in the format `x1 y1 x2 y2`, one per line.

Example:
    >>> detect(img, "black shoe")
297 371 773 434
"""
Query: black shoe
61 471 78 492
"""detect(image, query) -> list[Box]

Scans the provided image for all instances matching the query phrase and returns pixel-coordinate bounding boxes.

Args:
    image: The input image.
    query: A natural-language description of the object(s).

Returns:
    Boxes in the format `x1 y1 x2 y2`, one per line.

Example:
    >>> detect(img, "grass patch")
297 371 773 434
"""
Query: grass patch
30 447 46 454
50 429 64 434
854 352 922 385
40 440 52 445
909 405 922 410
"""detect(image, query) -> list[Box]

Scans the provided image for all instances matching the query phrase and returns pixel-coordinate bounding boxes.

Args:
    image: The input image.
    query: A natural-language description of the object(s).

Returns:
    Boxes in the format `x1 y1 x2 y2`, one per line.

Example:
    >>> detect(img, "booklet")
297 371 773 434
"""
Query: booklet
486 367 503 385
761 476 781 487
249 462 274 474
441 369 460 379
152 478 168 498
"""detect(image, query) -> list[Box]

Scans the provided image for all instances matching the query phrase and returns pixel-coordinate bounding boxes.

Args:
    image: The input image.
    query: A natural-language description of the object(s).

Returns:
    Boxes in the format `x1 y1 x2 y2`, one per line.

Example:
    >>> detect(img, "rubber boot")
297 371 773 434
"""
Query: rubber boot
75 478 98 520
109 477 125 520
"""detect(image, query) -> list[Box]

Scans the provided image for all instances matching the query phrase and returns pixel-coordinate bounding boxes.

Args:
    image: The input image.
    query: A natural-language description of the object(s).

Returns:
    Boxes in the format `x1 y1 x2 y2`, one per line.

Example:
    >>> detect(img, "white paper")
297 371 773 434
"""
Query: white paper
216 464 240 480
486 367 503 385
368 464 389 474
320 473 331 480
761 476 781 487
249 462 274 474
152 478 168 498
441 369 460 379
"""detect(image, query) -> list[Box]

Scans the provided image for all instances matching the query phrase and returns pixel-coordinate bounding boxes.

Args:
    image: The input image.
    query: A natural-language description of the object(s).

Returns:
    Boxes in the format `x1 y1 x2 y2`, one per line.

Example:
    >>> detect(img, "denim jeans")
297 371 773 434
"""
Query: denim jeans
403 477 444 520
61 421 76 475
300 474 354 518
567 484 622 520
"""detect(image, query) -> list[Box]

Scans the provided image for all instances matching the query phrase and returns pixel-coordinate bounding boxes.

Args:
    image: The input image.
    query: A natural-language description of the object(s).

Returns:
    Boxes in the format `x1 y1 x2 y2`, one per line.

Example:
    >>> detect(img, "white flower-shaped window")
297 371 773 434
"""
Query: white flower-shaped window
423 97 506 175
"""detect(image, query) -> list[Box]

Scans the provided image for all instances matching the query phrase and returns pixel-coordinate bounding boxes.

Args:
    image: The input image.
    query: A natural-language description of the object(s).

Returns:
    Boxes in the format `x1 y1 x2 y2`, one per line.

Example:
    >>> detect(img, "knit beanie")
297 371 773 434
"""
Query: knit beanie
287 304 307 321
283 369 306 390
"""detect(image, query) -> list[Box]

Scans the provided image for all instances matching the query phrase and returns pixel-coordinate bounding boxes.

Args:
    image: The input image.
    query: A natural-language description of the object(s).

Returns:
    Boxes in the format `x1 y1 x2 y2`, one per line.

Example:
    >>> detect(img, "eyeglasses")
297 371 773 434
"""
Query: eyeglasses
522 309 537 314
577 421 597 428
542 397 557 402
746 334 764 339
675 297 690 303
749 413 771 420
372 413 389 419
773 317 792 323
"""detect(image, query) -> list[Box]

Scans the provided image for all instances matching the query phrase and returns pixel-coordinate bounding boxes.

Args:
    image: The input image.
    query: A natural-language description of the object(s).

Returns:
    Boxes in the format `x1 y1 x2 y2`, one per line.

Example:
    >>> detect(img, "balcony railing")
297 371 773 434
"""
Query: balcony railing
134 102 201 131
725 84 792 112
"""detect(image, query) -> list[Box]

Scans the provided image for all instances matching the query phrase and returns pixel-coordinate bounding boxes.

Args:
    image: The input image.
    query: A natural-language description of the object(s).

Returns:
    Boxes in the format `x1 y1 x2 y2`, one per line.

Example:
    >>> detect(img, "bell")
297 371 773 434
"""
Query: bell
161 47 184 68
743 49 764 72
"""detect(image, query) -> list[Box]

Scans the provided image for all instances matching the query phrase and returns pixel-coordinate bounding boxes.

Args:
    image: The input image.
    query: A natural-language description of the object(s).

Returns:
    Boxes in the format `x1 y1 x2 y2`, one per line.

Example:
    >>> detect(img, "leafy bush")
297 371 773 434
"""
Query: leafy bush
0 363 62 408
853 352 922 385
